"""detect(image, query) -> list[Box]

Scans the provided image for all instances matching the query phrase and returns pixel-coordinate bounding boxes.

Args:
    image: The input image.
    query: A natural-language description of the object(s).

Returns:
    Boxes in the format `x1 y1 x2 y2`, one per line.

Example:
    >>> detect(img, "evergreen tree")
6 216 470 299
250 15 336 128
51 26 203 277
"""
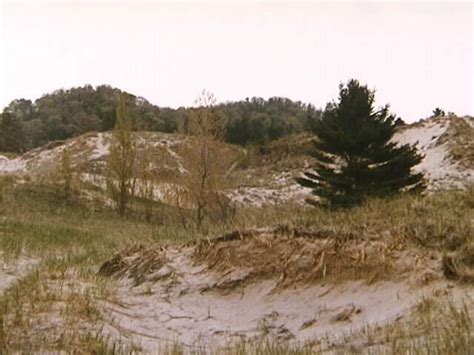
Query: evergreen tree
432 108 446 117
297 79 425 208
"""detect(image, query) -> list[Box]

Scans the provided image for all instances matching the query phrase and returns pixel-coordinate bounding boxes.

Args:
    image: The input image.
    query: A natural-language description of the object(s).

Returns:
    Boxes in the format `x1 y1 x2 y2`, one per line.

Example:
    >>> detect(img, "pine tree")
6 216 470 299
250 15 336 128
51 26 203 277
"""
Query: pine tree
432 108 446 117
106 95 137 216
297 79 425 208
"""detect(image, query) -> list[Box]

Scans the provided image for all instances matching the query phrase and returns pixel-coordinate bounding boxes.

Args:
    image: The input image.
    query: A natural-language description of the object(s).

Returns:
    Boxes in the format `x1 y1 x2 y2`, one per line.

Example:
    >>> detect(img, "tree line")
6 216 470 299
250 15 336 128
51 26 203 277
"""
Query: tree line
0 84 321 153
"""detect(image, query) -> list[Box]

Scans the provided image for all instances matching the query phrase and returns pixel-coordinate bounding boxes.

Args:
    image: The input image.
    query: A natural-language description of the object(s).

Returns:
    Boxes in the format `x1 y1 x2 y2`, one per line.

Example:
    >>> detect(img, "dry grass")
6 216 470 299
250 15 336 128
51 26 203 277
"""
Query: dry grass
0 177 473 352
333 295 473 354
138 341 317 355
193 225 420 289
98 226 404 291
0 261 122 353
99 186 473 290
442 242 474 283
0 180 197 353
440 116 474 170
98 244 168 286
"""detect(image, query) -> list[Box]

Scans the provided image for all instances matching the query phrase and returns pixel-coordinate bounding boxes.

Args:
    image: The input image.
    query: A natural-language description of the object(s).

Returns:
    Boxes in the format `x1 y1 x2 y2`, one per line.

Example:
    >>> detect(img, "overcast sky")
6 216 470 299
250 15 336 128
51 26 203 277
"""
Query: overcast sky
0 1 472 122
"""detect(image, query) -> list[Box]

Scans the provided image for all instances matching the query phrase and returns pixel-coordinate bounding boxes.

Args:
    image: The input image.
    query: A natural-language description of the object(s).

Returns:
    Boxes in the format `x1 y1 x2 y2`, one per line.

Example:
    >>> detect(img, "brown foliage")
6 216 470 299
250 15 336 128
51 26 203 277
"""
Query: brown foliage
177 91 237 230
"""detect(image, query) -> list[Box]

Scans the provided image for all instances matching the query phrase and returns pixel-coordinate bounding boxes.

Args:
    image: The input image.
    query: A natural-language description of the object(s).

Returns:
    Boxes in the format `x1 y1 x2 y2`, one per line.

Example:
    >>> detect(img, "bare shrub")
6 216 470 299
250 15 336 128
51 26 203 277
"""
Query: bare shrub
178 90 237 230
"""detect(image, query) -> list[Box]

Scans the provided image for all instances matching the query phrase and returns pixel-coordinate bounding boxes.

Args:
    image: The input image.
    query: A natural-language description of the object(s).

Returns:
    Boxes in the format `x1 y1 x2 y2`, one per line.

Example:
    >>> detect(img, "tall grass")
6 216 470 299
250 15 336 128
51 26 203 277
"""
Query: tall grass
362 296 472 354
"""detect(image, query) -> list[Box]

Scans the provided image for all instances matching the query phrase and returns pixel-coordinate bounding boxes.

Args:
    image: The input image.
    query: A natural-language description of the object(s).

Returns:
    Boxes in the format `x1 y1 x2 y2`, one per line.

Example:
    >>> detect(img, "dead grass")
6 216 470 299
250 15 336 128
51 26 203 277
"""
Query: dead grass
99 221 440 294
98 187 474 291
192 225 418 289
138 341 317 355
0 261 122 353
0 177 473 352
442 242 474 283
440 116 474 170
335 295 473 354
98 244 168 286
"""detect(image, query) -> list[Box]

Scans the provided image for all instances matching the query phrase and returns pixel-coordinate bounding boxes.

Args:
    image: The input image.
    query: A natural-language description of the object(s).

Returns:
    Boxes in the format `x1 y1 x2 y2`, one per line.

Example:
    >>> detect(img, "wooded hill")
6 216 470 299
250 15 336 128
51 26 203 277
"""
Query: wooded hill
0 85 322 152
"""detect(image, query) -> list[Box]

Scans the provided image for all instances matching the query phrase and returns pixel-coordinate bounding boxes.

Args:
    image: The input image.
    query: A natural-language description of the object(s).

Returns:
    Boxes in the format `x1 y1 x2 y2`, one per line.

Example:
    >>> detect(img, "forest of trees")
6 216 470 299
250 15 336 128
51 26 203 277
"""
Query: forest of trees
0 85 322 152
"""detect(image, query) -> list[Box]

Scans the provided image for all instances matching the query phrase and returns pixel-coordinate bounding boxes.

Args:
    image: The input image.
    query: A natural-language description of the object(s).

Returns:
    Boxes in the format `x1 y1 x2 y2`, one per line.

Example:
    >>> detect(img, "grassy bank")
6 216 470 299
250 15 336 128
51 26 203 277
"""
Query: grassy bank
0 180 472 353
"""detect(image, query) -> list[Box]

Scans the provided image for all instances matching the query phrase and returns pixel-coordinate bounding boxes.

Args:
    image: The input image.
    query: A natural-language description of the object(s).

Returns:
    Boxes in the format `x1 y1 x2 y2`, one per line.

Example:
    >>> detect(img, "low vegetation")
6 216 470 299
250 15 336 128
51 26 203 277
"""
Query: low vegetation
337 296 472 354
0 176 472 352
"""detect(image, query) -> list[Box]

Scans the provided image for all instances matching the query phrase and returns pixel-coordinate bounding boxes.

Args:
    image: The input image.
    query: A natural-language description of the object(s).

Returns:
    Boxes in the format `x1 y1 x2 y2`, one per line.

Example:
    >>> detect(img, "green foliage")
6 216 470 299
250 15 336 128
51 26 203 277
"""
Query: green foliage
432 107 446 117
50 147 75 198
298 79 425 208
0 85 160 151
0 113 26 152
1 85 322 152
220 97 322 145
106 95 137 216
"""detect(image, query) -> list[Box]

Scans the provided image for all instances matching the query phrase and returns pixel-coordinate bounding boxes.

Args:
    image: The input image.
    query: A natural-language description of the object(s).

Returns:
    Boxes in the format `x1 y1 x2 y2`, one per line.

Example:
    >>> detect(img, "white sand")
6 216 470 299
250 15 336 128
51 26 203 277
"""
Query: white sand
89 133 110 160
394 117 474 189
0 254 39 295
0 155 26 173
1 117 472 203
99 246 468 353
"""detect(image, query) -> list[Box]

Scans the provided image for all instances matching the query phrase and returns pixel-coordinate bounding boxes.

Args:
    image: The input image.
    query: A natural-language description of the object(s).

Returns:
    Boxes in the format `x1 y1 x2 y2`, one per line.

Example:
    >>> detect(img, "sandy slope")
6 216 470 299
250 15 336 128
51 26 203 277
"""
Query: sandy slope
101 270 452 352
0 254 39 295
0 132 187 178
394 116 474 190
97 227 473 352
0 116 473 206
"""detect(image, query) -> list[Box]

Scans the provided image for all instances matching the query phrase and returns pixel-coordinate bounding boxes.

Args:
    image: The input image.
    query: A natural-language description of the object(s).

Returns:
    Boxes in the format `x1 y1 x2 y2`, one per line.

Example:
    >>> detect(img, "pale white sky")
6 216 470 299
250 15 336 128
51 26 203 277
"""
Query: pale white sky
0 1 472 122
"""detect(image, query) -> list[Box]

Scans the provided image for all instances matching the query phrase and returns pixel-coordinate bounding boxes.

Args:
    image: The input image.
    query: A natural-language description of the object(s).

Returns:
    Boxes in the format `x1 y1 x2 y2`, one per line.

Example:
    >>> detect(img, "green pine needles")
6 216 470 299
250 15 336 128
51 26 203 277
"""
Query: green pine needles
297 79 425 208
